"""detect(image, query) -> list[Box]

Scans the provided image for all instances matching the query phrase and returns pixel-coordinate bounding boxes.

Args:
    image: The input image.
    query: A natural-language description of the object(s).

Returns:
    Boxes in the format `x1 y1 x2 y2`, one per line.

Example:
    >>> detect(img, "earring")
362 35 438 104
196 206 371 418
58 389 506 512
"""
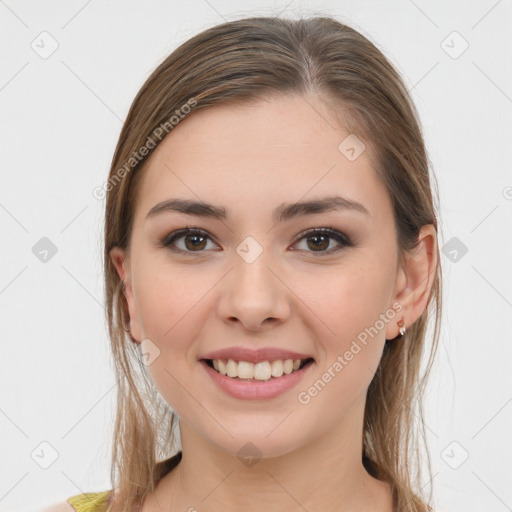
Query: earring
397 319 406 336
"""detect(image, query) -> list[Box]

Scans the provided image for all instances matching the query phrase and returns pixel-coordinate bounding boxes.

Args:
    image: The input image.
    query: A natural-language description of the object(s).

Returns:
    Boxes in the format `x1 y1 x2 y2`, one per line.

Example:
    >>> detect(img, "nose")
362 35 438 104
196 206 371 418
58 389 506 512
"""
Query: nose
216 248 291 332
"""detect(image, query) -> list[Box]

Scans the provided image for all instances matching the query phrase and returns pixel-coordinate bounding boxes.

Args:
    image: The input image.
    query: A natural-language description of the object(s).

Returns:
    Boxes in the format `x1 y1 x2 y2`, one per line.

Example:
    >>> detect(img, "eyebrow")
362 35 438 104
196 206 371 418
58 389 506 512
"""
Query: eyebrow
145 196 370 223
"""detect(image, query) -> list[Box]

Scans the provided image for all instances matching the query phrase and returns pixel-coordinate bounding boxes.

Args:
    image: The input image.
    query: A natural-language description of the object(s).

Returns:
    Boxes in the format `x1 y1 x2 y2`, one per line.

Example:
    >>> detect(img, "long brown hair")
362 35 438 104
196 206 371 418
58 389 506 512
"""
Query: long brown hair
103 16 443 512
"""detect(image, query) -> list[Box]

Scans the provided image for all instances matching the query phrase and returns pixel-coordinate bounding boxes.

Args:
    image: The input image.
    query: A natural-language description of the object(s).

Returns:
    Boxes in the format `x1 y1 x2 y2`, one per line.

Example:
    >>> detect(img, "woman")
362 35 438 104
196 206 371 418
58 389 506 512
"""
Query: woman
47 14 442 512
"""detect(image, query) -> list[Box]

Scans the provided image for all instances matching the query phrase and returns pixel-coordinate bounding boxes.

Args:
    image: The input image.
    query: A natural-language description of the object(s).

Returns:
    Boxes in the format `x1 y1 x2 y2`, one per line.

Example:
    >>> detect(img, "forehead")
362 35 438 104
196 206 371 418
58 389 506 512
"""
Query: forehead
133 94 391 225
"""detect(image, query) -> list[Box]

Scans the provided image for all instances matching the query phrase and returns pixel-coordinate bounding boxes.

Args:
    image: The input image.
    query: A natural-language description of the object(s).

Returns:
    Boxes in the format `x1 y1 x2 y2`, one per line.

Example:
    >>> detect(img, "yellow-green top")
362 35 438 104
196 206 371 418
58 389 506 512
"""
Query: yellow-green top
66 451 182 511
67 491 112 512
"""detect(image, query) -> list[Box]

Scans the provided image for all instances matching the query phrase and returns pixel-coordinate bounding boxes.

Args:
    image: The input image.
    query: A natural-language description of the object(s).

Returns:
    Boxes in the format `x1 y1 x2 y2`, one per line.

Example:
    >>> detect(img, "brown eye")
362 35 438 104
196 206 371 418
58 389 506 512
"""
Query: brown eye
161 228 216 253
306 234 329 251
293 228 353 255
159 226 353 256
182 233 208 251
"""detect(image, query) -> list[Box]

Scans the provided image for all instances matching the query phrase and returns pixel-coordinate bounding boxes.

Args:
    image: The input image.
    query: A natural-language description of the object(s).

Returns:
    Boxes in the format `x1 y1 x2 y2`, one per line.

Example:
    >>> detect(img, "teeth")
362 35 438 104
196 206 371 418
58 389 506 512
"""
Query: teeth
283 359 294 374
271 360 283 377
226 359 237 377
254 361 271 380
237 361 254 379
210 358 308 381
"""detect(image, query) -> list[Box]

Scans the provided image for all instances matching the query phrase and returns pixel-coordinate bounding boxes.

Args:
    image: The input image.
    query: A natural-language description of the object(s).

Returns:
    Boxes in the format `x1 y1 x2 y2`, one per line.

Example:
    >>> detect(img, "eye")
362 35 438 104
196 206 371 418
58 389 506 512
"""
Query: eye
292 227 353 255
158 226 354 256
159 227 218 253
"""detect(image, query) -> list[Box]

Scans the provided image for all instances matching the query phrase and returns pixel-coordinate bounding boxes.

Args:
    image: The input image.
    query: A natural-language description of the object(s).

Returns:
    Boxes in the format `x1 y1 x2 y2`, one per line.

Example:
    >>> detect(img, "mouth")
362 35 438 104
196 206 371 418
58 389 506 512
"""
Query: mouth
201 357 315 382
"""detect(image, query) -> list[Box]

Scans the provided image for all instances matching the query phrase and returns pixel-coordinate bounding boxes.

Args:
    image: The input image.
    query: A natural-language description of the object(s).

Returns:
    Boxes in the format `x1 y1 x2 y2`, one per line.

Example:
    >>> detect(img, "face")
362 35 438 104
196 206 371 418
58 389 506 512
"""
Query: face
111 93 412 459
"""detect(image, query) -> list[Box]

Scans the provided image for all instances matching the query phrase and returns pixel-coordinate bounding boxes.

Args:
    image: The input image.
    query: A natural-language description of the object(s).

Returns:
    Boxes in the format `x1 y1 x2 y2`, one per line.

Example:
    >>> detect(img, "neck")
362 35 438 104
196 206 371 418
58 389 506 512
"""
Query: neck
152 397 393 512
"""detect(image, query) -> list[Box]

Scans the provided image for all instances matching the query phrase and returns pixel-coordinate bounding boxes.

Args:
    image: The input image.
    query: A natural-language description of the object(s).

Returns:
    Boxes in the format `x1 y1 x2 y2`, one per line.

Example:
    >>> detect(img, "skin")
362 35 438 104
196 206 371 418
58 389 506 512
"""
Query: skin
111 92 437 512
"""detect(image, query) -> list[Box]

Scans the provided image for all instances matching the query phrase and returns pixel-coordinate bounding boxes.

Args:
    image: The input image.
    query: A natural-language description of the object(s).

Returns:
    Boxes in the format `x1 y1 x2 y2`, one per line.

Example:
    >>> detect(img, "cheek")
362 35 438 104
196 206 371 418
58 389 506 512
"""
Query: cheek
132 260 208 412
314 259 394 383
131 254 220 387
297 273 390 421
324 261 391 335
133 251 206 339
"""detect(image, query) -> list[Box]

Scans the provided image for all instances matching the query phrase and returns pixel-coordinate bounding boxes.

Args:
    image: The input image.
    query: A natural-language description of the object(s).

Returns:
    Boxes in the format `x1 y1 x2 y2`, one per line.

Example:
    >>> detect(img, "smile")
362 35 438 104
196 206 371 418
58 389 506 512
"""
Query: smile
205 358 314 381
200 358 315 400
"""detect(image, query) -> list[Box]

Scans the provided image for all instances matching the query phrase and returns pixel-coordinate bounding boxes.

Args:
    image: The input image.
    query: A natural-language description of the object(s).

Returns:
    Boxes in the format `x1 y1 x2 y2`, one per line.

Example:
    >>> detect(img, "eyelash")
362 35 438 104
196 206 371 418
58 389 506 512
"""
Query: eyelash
157 225 354 256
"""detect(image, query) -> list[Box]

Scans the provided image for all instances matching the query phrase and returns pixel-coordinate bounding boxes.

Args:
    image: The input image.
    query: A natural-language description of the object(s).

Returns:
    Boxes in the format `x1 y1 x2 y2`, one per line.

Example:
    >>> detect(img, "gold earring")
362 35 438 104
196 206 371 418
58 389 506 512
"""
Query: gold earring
397 319 406 336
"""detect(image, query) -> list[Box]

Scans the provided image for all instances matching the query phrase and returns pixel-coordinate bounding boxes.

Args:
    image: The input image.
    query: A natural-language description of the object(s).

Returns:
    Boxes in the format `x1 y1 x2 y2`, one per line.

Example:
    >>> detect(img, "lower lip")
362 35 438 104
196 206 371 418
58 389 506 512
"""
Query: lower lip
200 360 314 400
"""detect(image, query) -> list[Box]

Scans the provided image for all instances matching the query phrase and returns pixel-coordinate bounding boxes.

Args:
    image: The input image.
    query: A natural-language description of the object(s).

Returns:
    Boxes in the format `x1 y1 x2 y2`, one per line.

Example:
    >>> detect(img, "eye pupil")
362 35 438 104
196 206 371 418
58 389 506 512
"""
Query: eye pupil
185 234 207 251
307 235 329 251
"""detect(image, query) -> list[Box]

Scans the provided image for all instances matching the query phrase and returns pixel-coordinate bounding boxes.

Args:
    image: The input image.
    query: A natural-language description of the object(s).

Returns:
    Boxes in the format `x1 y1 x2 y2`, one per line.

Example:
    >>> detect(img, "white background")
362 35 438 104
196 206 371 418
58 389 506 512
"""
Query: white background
1 1 511 511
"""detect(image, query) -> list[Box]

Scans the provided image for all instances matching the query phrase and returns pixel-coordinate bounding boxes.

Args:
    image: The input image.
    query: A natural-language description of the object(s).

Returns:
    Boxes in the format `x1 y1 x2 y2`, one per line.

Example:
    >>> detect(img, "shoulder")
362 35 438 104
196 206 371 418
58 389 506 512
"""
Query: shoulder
40 491 112 512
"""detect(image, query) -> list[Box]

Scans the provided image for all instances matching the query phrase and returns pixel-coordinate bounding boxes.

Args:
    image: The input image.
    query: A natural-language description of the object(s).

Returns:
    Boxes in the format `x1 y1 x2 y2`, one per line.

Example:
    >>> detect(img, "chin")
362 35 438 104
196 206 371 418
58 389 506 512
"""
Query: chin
198 418 308 462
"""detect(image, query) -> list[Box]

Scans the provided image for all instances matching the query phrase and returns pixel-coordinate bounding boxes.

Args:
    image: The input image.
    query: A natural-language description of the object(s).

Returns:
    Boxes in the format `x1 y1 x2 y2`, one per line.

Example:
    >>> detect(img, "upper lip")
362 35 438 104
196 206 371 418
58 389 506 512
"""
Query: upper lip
200 347 315 364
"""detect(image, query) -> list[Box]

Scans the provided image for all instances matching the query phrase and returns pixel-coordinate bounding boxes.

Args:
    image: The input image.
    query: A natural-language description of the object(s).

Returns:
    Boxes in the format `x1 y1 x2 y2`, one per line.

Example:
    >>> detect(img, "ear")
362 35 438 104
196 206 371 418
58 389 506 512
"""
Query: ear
110 247 142 344
386 224 438 340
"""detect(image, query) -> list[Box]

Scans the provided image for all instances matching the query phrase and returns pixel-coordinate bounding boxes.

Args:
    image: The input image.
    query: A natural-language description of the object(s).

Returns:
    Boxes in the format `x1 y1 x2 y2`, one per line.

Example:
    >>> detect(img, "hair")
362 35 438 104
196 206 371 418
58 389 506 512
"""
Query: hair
103 15 443 512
